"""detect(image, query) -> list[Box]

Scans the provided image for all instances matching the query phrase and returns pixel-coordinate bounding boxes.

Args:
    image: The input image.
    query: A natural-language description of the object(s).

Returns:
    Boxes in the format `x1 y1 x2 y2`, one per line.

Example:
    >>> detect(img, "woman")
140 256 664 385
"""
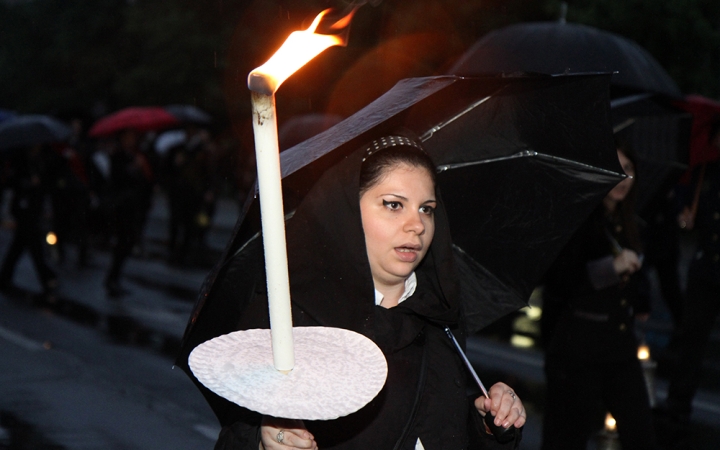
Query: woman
540 146 657 449
208 135 526 449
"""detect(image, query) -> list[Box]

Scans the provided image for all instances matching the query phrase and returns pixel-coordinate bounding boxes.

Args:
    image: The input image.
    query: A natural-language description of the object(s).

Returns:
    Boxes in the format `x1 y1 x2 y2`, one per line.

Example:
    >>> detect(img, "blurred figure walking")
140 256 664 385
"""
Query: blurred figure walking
165 129 216 265
103 129 153 297
49 143 92 267
659 123 720 449
640 185 685 326
0 144 57 299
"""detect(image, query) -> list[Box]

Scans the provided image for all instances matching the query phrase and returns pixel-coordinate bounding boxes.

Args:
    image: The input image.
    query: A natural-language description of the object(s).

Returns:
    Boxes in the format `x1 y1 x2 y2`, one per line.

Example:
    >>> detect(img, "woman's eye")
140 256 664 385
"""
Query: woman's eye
383 200 402 210
420 205 435 215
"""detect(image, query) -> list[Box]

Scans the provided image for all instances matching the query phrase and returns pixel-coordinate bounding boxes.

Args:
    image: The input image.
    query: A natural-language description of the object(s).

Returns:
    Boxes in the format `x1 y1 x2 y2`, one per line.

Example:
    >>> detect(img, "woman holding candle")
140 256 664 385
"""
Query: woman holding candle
206 133 525 450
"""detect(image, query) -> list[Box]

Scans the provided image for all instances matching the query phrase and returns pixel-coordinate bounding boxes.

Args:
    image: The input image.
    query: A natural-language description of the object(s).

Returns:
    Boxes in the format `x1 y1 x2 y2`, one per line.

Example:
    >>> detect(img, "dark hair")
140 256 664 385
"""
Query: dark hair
358 136 436 197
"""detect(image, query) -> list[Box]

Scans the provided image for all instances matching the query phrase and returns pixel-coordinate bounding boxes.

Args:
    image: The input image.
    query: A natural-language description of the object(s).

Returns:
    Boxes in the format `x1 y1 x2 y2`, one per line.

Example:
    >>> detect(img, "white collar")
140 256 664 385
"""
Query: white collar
374 272 417 306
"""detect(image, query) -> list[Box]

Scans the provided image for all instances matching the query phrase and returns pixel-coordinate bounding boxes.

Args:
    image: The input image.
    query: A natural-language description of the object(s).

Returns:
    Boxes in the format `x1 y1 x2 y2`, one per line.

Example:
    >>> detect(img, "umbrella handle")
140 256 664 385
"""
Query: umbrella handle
443 327 517 444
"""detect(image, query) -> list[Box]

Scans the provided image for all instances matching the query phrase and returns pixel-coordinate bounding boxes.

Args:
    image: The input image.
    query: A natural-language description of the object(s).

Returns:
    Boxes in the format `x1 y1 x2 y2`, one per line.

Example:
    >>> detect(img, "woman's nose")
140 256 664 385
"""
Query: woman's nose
404 211 425 234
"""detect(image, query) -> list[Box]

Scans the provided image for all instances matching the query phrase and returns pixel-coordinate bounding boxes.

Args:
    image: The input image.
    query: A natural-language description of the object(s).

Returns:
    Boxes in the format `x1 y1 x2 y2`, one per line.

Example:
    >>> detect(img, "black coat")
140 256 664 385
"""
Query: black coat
181 145 520 449
542 206 646 362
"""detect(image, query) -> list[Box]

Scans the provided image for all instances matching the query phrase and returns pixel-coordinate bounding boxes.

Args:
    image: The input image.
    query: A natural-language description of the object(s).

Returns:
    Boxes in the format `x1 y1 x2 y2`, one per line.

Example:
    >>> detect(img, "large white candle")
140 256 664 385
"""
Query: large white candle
249 91 294 372
246 8 354 373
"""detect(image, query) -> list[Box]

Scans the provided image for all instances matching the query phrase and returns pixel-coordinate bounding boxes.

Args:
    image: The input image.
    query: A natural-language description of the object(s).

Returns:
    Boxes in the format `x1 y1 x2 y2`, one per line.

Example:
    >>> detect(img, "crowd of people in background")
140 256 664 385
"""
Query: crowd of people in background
0 113 255 300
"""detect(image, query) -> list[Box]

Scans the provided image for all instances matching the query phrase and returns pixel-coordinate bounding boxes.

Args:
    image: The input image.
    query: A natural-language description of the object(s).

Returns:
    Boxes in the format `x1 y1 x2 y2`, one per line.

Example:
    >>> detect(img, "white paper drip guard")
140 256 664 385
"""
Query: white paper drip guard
189 326 388 420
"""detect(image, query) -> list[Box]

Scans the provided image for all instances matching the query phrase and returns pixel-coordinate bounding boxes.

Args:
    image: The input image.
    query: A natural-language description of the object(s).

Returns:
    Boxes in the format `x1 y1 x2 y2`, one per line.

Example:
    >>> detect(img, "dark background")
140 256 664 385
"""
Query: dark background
1 0 718 154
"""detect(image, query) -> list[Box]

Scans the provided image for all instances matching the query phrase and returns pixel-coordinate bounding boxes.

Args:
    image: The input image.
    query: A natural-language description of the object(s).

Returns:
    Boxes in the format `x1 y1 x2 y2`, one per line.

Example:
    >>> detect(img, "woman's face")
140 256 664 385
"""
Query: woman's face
607 149 635 203
359 163 437 290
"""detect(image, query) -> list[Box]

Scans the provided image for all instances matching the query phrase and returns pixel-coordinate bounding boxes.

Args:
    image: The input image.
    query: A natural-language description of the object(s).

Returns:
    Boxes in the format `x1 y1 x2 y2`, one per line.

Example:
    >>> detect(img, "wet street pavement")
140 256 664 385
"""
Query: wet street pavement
0 191 719 449
0 192 231 449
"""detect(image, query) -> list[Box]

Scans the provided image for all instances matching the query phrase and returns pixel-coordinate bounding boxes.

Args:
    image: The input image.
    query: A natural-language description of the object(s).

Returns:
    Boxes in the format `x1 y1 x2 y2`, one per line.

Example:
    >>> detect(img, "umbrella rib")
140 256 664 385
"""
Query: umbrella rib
610 93 654 109
453 244 522 296
227 210 297 261
419 96 492 142
437 151 625 177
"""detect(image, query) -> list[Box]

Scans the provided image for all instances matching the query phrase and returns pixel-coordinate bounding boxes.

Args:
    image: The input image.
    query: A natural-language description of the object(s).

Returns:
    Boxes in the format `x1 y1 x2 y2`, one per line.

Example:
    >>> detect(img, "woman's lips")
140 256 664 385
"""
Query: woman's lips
395 246 420 262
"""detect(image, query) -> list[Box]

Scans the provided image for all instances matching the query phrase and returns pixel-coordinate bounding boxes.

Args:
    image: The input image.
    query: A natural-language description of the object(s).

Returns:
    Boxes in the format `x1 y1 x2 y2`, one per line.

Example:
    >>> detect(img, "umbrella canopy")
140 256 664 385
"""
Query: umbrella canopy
178 73 622 367
610 93 691 212
0 114 73 151
449 21 682 98
449 22 688 214
674 95 720 169
165 104 213 126
88 106 179 137
155 129 187 156
279 113 343 150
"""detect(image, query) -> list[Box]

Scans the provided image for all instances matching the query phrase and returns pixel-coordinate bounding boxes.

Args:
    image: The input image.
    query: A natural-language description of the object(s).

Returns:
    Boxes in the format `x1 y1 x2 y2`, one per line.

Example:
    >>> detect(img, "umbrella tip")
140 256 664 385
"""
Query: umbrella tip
558 2 568 23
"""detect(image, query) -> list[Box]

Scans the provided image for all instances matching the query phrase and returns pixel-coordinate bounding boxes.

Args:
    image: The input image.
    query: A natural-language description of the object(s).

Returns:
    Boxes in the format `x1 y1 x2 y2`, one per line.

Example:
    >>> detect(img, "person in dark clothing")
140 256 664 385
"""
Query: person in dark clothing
0 145 57 297
103 129 154 297
659 124 720 448
195 135 526 449
540 147 658 450
49 144 93 267
84 139 114 246
166 130 216 265
640 185 685 326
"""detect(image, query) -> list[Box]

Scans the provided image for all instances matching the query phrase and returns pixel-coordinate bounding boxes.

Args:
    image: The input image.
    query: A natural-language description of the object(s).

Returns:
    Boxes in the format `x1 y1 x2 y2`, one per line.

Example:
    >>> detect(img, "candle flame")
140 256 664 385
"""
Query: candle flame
637 344 650 361
248 8 356 95
604 413 617 432
46 232 58 246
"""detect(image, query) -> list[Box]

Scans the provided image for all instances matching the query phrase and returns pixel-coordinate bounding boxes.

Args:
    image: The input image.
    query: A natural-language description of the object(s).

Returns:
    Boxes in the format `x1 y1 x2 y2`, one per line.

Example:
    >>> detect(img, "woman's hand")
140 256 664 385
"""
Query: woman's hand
474 382 526 429
259 417 317 450
612 249 642 276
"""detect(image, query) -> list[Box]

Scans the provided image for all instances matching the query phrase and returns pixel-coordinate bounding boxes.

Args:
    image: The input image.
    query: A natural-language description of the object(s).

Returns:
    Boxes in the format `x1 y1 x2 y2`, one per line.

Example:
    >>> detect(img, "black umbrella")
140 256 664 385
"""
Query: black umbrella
0 114 73 151
449 21 682 98
178 73 623 367
165 104 213 125
610 93 691 213
448 21 690 214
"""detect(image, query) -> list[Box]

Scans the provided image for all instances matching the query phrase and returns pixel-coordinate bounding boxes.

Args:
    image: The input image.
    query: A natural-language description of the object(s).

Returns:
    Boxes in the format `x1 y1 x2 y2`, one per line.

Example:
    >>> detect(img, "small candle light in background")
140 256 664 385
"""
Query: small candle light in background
604 413 617 432
247 8 356 373
509 334 534 348
637 340 657 407
595 412 621 450
46 232 57 246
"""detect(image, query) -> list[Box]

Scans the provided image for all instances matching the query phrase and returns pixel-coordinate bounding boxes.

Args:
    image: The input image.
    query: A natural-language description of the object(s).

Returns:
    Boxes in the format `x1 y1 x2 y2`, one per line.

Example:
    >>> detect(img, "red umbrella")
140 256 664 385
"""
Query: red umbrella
674 95 720 170
88 107 179 137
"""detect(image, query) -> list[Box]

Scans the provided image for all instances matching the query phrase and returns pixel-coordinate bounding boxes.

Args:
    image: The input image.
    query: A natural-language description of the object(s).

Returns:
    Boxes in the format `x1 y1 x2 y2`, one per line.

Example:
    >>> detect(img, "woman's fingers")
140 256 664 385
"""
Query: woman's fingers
260 428 317 450
260 418 317 450
480 383 527 429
